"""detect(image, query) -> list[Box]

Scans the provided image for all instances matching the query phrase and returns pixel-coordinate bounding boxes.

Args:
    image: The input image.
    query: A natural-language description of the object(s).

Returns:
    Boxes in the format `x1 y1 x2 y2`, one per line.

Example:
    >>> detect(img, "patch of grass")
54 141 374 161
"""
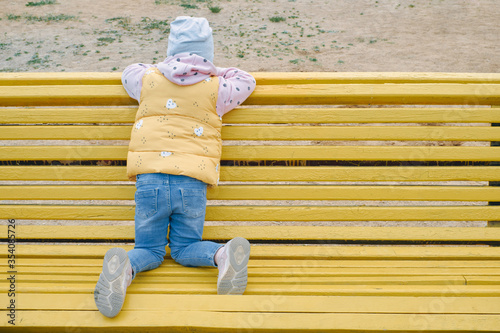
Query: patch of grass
26 0 56 6
139 17 169 32
7 14 22 21
97 37 116 46
180 3 198 9
25 14 76 22
27 53 50 68
269 16 286 23
0 43 11 50
208 5 222 13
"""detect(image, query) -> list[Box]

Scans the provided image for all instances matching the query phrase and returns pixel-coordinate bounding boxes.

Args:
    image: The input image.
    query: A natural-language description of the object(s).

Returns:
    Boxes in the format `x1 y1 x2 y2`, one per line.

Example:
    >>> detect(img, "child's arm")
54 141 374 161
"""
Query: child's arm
121 63 156 101
216 68 256 117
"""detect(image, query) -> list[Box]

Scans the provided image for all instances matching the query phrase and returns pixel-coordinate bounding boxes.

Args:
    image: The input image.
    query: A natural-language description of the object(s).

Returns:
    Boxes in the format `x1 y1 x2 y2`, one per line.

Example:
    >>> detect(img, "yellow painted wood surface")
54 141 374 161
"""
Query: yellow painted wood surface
2 225 499 242
3 244 499 260
2 184 500 201
2 282 499 297
2 83 500 106
2 107 499 124
2 145 500 161
7 258 500 269
3 125 500 141
1 205 500 222
247 83 500 106
0 310 499 332
1 294 498 314
1 165 500 182
2 71 499 86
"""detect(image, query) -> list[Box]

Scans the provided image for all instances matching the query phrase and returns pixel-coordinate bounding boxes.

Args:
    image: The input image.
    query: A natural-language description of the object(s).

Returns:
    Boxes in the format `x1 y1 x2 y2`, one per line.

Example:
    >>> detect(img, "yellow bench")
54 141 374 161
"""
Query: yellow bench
1 72 500 332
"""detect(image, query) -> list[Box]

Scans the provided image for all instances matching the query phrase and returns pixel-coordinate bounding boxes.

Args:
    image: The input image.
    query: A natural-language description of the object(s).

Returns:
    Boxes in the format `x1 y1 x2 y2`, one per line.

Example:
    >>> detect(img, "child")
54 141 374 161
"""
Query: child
94 16 256 318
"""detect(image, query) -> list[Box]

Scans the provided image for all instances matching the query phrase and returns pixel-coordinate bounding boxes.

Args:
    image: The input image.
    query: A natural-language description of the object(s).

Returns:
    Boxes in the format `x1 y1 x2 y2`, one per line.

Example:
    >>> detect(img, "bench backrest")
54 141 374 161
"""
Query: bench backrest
1 72 500 245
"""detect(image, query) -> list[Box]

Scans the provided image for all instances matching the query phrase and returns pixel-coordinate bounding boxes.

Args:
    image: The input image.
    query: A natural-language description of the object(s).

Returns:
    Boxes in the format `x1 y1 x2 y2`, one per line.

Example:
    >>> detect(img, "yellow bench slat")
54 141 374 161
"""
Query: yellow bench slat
7 257 500 268
3 125 500 141
253 72 500 85
3 107 499 124
246 83 500 105
1 166 500 182
2 294 498 314
0 107 137 124
2 83 500 107
4 244 499 260
2 225 499 242
2 145 500 161
2 280 499 297
1 274 476 287
3 184 500 201
1 205 499 222
4 264 498 278
2 311 500 332
2 72 499 86
225 107 500 124
0 85 135 107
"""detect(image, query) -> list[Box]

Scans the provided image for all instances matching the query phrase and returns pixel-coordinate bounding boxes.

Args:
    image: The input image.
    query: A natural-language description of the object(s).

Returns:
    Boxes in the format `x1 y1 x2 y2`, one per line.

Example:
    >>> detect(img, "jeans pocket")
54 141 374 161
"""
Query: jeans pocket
180 188 206 219
135 188 158 219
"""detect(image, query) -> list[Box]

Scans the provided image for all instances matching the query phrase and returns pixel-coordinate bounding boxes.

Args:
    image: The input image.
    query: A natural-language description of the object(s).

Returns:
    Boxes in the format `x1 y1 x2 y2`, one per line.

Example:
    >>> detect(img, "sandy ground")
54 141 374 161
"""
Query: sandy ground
1 0 499 73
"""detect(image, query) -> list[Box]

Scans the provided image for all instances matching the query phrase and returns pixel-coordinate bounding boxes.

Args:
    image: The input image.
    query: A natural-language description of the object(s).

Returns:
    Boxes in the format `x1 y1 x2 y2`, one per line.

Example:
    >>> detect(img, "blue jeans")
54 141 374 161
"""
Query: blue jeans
127 173 222 279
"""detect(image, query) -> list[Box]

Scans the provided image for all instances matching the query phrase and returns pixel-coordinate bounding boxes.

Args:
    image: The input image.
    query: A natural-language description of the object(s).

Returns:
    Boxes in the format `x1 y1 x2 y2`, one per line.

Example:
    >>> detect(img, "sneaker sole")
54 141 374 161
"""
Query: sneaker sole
218 237 250 295
94 248 130 317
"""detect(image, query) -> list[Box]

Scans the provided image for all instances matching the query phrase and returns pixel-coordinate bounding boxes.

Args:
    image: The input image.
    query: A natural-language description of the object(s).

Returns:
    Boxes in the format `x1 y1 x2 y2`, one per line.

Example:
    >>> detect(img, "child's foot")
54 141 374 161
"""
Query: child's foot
216 237 250 295
94 248 132 317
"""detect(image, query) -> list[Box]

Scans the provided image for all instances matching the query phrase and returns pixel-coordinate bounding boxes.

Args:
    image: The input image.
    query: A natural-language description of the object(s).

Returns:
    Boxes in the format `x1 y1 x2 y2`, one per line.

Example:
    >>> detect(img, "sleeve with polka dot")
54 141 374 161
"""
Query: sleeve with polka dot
216 67 256 117
121 63 156 102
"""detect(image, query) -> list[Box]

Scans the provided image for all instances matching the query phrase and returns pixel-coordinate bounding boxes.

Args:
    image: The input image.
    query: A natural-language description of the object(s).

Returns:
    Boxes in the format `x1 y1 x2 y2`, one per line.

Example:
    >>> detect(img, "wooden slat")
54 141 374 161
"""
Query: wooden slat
3 264 499 278
0 107 137 124
1 310 499 332
1 145 499 161
7 258 500 269
2 185 500 201
1 166 499 182
2 72 499 86
245 83 500 106
2 294 499 314
0 125 132 140
2 225 499 242
3 282 500 297
3 125 500 141
2 107 499 124
0 72 122 86
4 244 500 260
2 83 500 107
0 85 135 107
225 107 500 124
253 72 500 85
1 205 500 222
222 126 500 141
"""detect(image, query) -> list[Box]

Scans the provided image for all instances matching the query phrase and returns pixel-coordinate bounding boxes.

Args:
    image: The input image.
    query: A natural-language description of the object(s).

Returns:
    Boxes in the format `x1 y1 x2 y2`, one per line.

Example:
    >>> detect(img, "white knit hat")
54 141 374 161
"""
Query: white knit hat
167 16 214 63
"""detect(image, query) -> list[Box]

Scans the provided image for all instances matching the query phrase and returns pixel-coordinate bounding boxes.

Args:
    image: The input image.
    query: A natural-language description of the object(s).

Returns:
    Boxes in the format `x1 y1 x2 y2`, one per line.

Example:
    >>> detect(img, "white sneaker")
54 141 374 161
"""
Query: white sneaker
217 237 250 295
94 248 132 317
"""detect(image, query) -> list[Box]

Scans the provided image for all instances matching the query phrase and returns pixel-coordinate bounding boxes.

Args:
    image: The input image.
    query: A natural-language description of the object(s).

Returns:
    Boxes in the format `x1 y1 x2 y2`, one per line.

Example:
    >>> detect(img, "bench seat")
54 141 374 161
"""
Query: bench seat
1 72 500 332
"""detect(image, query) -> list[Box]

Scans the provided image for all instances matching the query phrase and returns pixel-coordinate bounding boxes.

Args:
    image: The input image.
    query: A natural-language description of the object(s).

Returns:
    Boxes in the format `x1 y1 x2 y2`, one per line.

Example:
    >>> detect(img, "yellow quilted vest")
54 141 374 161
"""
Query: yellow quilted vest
127 68 222 186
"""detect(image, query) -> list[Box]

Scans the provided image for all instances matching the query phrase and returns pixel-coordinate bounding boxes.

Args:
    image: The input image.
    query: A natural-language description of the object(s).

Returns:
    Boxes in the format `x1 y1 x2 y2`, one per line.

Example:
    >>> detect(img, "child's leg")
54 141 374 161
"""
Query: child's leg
168 175 250 294
127 173 171 278
94 173 170 317
168 176 221 267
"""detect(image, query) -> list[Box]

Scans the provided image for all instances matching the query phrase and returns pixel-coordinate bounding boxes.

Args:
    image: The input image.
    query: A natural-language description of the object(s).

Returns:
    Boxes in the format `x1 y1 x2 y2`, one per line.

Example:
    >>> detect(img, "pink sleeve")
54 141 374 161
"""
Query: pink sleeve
121 63 155 102
216 67 256 117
